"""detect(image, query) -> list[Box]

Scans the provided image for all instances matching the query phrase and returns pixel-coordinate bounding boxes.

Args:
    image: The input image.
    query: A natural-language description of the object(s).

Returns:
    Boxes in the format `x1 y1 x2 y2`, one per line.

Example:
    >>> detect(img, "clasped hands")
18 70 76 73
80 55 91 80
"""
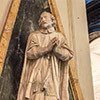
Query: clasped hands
47 37 59 52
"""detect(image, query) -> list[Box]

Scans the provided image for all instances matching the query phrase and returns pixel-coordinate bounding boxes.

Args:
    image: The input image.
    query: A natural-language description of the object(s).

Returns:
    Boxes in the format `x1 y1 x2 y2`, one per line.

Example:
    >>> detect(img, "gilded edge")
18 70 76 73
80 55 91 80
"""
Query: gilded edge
48 0 66 38
48 0 84 100
0 0 21 75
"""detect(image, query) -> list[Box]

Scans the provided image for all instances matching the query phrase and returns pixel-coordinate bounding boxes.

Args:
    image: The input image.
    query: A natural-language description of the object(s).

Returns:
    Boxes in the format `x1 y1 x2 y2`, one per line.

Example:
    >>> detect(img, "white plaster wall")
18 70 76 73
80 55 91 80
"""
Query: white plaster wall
0 0 12 37
69 0 94 100
90 37 100 100
55 0 94 100
55 0 71 46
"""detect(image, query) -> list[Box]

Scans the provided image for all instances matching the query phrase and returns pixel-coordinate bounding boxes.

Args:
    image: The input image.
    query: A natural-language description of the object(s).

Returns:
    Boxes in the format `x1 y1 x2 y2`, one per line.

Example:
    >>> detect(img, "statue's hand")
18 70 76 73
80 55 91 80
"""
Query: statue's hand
47 37 59 52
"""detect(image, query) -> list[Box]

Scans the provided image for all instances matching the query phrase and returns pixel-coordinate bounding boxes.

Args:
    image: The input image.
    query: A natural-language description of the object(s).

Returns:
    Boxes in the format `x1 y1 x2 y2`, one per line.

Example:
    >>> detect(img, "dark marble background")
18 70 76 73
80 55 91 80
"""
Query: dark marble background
0 0 50 100
0 0 73 100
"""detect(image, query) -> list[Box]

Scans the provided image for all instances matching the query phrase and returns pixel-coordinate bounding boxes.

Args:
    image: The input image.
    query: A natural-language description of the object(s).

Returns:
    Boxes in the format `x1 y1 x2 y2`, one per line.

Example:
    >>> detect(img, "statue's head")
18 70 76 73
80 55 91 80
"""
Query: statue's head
38 11 56 29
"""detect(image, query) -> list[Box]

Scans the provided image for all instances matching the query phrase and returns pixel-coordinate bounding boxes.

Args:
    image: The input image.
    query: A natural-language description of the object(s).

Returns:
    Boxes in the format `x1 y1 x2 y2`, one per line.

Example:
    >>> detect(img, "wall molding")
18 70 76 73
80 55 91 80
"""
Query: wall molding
0 0 21 75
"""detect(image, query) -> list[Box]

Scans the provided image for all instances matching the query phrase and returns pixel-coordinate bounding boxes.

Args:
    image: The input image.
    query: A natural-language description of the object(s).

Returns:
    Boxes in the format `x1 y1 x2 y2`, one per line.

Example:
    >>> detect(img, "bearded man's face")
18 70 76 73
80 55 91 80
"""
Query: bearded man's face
39 12 53 28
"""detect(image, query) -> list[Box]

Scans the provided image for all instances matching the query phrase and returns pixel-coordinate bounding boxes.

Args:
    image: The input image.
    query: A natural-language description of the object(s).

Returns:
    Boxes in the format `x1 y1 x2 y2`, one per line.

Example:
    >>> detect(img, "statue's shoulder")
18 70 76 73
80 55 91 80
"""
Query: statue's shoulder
27 30 40 41
30 30 40 35
55 31 65 38
28 30 41 38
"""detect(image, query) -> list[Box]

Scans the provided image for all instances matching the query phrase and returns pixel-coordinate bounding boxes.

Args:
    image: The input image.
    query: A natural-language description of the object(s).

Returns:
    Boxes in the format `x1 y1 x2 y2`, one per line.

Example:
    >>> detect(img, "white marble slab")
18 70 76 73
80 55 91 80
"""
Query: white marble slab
90 37 100 100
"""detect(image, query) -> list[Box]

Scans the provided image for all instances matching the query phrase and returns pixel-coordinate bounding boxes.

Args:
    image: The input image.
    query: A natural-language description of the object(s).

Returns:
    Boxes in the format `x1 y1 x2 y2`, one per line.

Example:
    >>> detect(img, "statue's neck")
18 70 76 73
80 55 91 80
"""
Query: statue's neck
40 26 55 34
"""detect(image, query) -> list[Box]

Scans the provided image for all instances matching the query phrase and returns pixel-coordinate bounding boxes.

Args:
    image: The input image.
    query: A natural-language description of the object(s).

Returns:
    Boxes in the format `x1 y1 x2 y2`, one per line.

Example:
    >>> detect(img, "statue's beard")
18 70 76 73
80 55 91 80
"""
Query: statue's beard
40 23 55 29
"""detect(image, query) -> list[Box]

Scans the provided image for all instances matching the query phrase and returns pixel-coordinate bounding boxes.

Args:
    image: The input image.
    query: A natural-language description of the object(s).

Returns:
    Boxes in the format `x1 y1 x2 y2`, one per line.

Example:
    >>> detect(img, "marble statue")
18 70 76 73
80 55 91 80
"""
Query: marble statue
17 11 73 100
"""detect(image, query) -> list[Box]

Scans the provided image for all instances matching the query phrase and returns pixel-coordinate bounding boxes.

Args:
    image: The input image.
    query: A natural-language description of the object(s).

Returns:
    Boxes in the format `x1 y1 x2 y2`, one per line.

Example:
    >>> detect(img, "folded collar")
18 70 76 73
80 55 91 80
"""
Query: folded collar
40 27 55 34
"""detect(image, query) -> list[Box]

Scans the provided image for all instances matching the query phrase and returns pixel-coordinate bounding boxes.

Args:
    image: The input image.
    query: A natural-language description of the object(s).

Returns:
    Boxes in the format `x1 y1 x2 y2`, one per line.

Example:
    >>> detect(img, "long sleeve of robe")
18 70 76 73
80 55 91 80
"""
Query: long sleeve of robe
53 35 73 61
27 34 48 60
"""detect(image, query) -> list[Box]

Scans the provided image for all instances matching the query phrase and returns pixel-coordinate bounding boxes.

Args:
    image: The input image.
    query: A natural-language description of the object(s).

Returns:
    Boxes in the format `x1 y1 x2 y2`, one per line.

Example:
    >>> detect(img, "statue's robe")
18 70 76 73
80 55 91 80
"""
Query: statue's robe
17 29 73 100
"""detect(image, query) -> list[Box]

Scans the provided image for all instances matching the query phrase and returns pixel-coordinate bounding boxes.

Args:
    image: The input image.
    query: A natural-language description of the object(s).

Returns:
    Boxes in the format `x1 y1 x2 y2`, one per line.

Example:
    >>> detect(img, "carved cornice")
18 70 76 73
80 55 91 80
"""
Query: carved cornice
89 31 100 43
